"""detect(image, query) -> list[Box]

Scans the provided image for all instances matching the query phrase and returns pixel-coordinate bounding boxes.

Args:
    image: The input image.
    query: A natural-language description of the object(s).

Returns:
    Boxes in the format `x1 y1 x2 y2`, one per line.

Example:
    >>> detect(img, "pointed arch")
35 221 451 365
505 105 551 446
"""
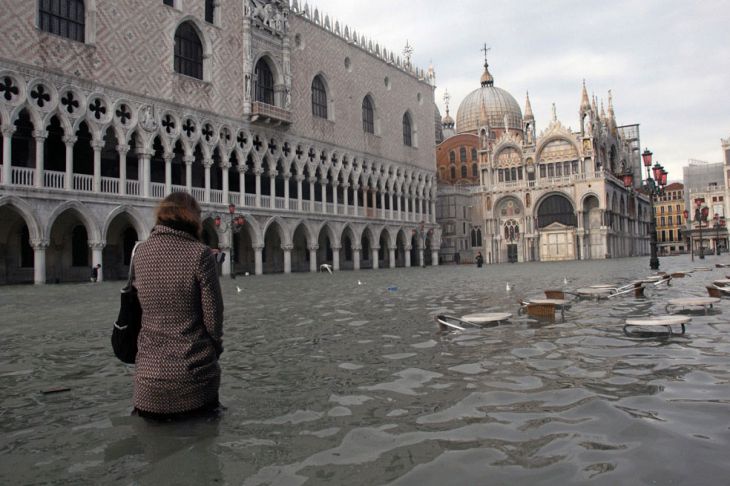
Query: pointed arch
45 200 101 243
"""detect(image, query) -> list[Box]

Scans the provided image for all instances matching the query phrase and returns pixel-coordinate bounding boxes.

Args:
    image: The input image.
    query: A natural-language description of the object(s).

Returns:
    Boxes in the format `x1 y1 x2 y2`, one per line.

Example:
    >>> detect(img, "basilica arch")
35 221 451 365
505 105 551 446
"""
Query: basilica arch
535 193 577 262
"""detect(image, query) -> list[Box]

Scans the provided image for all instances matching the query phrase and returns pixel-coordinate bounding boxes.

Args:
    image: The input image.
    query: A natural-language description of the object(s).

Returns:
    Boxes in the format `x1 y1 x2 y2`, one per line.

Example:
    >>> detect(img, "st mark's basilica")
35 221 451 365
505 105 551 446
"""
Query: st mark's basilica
435 55 652 264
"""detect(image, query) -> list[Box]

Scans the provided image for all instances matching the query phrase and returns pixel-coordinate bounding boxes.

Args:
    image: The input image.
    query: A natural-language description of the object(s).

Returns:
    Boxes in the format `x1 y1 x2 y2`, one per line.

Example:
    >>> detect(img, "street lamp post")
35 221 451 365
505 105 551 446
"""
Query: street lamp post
641 149 667 270
214 203 246 279
683 209 693 261
694 199 709 260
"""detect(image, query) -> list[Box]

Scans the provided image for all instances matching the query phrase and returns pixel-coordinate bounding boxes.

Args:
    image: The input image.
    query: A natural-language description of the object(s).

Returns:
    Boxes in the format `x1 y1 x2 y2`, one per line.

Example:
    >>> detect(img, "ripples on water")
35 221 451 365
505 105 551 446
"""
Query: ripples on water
1 256 730 485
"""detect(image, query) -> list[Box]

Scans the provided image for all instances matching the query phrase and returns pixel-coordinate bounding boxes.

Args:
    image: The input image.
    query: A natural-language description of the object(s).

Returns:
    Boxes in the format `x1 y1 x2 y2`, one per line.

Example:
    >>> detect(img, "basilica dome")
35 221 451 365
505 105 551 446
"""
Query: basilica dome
456 62 523 134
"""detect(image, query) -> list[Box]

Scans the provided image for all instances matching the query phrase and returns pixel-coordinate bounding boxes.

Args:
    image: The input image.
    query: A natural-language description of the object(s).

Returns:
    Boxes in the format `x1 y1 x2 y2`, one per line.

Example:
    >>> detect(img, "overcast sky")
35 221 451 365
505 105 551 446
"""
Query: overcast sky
309 0 730 179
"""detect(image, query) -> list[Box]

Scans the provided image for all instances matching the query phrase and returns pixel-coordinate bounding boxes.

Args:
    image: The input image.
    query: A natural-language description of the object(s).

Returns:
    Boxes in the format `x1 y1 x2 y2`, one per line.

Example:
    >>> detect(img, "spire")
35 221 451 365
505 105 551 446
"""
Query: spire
607 89 616 119
524 91 534 120
480 43 494 87
552 102 557 122
591 93 598 114
600 100 606 120
442 89 454 128
580 79 590 112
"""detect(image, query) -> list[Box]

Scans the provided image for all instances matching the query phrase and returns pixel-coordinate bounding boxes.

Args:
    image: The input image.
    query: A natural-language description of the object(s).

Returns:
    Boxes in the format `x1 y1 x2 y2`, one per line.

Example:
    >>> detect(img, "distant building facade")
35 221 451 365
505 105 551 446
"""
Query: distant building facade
655 182 686 255
683 151 728 255
0 0 441 284
435 57 651 264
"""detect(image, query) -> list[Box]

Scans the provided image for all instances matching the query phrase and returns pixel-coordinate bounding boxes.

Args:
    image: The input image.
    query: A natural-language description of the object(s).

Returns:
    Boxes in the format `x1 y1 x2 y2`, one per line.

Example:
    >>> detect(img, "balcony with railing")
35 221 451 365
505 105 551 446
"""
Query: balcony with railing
250 101 292 126
1 164 433 224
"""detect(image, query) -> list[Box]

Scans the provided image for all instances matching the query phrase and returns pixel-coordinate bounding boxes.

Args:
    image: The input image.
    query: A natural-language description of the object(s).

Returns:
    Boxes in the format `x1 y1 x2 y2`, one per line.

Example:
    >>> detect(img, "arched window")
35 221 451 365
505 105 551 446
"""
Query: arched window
174 22 203 79
476 228 482 245
461 165 467 178
471 148 477 161
255 59 275 105
459 147 467 163
205 0 215 23
362 96 374 134
38 0 85 42
450 166 456 180
471 228 477 247
449 151 456 164
163 0 174 5
402 113 412 146
472 163 478 177
311 75 328 119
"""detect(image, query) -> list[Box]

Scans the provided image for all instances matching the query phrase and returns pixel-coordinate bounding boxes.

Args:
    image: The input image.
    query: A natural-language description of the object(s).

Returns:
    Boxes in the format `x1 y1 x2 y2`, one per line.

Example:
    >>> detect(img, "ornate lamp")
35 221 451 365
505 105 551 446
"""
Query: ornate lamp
642 149 653 167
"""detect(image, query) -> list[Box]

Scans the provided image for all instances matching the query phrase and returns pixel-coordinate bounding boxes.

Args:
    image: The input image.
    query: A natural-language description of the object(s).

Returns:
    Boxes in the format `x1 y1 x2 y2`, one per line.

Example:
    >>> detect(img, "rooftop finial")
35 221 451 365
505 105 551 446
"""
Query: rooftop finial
552 102 557 122
403 40 414 66
480 43 494 87
524 91 534 119
443 89 451 115
580 79 590 111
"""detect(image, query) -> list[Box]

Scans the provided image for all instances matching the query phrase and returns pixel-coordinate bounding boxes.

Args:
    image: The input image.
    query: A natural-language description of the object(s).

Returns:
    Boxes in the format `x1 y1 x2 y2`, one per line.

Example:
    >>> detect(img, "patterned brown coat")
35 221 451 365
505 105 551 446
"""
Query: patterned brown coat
132 225 224 414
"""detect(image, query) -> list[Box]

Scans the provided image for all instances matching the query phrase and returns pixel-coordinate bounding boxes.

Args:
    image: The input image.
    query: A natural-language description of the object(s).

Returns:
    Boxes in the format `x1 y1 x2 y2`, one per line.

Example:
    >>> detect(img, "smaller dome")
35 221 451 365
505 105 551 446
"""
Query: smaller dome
442 112 455 126
480 63 494 87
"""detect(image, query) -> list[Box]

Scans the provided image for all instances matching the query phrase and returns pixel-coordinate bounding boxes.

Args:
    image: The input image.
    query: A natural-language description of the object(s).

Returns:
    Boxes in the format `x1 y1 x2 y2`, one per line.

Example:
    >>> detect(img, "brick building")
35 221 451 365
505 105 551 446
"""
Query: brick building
0 0 440 284
654 182 686 255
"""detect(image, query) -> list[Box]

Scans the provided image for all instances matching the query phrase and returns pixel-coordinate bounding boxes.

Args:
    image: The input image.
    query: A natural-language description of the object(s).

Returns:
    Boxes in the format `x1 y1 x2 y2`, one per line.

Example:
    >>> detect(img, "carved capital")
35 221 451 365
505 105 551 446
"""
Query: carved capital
33 130 48 141
281 244 294 251
116 144 130 154
88 240 106 250
183 155 195 165
253 244 265 251
308 244 319 251
30 239 49 250
237 164 248 174
203 158 214 169
91 140 105 151
2 125 17 137
63 135 78 146
254 168 263 176
295 174 306 182
163 153 175 163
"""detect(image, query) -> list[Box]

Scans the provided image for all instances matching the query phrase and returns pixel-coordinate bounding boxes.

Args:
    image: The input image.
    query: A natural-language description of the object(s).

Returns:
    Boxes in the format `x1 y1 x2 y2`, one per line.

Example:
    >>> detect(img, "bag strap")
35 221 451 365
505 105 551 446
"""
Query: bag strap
126 242 142 287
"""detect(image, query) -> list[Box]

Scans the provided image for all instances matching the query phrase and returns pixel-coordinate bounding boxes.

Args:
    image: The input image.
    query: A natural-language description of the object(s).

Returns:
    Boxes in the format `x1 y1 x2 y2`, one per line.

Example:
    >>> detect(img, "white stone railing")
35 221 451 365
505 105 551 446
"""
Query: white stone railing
274 196 286 209
245 194 256 207
12 167 34 186
191 187 205 202
73 174 93 192
260 195 271 207
101 176 119 194
171 184 187 193
228 192 239 205
288 199 297 211
211 189 224 204
127 180 140 196
44 170 65 189
151 182 166 199
302 200 311 212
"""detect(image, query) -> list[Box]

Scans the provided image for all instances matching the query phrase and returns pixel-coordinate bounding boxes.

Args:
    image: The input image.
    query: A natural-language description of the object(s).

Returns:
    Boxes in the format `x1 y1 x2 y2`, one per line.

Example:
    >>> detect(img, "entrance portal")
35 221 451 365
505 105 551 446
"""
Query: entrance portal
507 244 518 263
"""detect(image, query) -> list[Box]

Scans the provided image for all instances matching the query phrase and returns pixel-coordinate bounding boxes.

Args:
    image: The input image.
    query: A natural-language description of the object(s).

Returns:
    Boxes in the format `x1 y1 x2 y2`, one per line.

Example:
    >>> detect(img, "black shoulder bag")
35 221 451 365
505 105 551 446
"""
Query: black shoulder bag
112 244 142 364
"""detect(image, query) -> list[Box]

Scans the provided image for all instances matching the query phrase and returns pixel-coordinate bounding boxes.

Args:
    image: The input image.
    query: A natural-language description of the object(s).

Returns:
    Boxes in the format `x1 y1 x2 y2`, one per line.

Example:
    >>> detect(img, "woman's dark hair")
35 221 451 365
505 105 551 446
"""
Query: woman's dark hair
155 192 202 238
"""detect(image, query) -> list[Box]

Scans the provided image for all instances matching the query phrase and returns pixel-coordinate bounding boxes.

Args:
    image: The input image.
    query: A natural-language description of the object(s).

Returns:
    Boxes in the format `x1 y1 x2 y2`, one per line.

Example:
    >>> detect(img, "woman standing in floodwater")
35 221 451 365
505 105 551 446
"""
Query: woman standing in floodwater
132 192 224 420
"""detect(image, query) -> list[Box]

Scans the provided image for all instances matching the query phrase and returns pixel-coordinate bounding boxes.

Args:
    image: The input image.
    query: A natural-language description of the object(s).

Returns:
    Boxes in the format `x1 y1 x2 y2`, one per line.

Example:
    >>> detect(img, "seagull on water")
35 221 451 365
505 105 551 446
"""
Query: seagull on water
358 280 363 285
236 286 242 294
505 282 511 292
563 276 569 285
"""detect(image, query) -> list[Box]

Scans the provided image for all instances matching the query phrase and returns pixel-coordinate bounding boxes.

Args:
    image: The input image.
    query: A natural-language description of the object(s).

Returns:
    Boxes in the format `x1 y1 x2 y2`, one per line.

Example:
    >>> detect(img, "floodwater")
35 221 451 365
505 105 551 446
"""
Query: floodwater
1 256 730 485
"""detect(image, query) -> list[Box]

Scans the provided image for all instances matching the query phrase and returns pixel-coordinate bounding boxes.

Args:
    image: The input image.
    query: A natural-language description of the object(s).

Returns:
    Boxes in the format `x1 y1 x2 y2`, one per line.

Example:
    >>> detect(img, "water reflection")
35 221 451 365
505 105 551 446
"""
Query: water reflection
1 256 730 484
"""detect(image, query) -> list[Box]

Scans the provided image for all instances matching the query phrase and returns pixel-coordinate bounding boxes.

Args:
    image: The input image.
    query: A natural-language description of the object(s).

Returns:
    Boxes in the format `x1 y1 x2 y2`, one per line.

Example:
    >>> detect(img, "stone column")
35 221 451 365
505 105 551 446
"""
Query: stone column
578 234 585 260
371 190 377 216
372 247 380 269
203 158 213 203
269 171 276 209
389 192 394 220
140 151 151 198
308 244 318 273
397 192 402 220
380 192 386 219
220 242 232 277
164 153 174 197
221 161 230 204
431 250 439 266
342 183 349 216
34 130 47 188
411 196 417 221
353 184 359 216
282 244 292 274
332 246 341 271
431 200 436 224
2 126 15 185
418 247 425 267
64 135 76 191
320 179 328 214
31 239 48 285
353 247 361 270
389 248 396 268
117 144 128 195
238 165 247 206
92 140 103 193
255 168 262 207
405 246 412 267
90 240 105 282
309 177 316 210
184 155 194 193
254 244 264 276
332 181 338 215
296 174 304 211
283 174 290 210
